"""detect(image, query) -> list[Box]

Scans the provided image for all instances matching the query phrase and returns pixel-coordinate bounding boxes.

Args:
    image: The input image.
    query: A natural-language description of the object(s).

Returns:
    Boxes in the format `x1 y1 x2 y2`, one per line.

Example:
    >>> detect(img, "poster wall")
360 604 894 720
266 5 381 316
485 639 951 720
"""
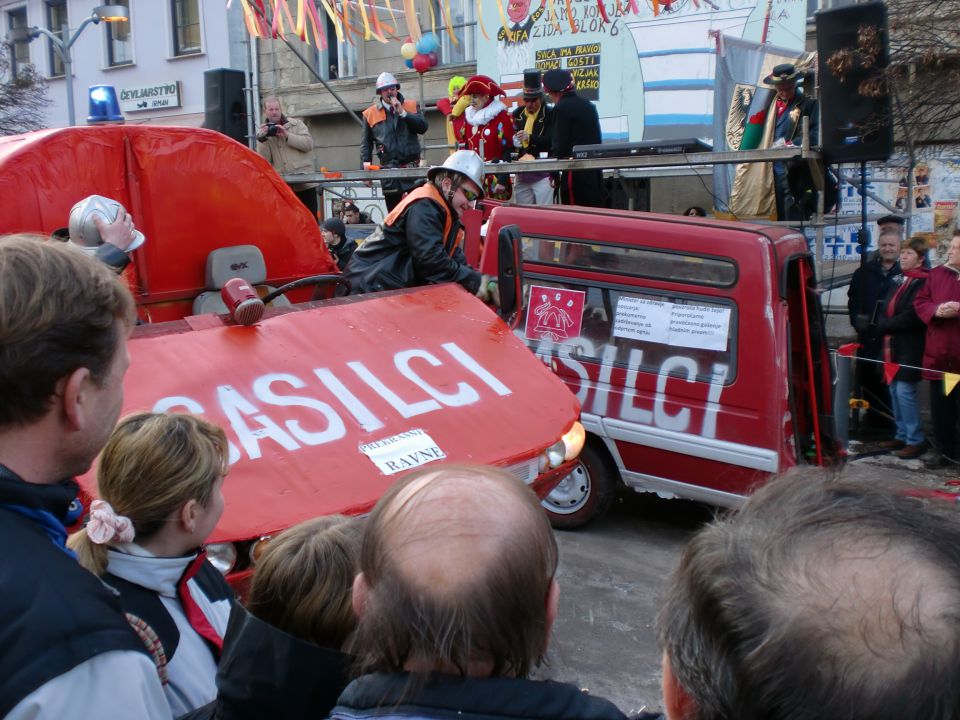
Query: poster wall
476 0 810 143
812 154 960 263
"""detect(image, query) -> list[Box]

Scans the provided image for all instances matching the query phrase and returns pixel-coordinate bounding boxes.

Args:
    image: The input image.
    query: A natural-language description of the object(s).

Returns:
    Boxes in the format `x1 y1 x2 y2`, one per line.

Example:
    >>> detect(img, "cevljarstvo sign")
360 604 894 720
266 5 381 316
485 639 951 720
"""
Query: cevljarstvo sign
118 81 182 113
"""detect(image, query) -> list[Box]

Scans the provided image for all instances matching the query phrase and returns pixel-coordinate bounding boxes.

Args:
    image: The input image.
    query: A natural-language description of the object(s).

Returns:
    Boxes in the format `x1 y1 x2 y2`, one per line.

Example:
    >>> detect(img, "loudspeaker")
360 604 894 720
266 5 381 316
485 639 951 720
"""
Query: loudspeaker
204 68 248 144
816 2 893 163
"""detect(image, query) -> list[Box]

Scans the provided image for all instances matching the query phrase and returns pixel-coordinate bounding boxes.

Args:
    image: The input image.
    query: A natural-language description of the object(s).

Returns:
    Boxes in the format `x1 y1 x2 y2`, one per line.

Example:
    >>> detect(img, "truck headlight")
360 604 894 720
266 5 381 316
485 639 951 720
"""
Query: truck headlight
206 542 237 575
542 421 585 469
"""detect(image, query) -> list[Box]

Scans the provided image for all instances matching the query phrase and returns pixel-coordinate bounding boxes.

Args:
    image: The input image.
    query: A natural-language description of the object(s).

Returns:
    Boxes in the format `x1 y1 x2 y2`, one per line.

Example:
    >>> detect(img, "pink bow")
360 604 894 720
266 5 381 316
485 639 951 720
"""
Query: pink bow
87 500 135 544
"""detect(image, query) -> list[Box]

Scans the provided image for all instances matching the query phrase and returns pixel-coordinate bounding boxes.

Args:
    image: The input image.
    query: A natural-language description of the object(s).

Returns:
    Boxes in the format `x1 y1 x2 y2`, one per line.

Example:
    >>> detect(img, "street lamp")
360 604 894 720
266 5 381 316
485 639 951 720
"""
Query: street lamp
7 5 129 126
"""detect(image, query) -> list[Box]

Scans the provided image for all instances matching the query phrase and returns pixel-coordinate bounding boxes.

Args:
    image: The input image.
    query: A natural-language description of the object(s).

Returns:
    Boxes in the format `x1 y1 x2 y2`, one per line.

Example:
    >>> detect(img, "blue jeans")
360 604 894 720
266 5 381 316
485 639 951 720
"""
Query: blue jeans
890 380 924 446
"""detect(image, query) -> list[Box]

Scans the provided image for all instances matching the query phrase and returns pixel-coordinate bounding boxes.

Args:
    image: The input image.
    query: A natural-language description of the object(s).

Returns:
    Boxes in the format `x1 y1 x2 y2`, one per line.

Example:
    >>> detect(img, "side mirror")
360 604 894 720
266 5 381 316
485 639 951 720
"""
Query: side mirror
497 224 524 328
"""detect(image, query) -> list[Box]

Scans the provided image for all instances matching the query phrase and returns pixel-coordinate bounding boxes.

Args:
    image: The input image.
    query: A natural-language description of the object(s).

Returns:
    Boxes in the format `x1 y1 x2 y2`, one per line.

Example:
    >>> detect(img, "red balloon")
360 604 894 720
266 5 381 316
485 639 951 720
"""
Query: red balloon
413 53 431 73
427 51 439 67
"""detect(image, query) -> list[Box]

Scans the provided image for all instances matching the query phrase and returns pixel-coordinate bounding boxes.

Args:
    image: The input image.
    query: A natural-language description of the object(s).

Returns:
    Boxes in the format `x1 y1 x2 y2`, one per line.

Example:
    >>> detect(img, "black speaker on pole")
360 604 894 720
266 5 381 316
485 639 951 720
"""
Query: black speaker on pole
815 1 893 163
204 68 248 144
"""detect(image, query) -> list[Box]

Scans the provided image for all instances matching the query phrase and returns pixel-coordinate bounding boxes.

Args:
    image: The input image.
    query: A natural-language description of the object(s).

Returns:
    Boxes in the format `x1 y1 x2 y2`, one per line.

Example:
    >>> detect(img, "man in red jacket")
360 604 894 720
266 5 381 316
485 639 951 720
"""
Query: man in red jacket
914 232 960 468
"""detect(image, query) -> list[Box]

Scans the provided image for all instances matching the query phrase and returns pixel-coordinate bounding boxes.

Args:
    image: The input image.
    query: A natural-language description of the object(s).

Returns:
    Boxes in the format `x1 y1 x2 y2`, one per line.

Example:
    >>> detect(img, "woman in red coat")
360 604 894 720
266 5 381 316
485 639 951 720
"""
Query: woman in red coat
914 232 960 467
452 75 514 201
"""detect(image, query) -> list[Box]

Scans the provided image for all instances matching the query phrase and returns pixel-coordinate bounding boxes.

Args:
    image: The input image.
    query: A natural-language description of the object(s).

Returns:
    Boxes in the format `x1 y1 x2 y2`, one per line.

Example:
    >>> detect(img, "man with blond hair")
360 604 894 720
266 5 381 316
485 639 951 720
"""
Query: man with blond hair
330 464 627 720
0 236 167 719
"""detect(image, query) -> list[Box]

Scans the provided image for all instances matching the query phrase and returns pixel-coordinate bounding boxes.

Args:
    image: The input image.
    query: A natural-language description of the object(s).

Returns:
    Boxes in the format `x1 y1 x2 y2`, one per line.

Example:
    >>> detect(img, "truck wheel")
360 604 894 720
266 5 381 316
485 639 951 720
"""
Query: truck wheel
541 442 617 530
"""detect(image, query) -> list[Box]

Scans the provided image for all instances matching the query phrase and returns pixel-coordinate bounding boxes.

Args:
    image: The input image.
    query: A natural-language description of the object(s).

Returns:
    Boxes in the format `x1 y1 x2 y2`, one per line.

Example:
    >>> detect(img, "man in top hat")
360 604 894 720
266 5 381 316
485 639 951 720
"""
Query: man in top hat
763 63 819 221
361 71 428 211
510 69 554 205
542 68 604 207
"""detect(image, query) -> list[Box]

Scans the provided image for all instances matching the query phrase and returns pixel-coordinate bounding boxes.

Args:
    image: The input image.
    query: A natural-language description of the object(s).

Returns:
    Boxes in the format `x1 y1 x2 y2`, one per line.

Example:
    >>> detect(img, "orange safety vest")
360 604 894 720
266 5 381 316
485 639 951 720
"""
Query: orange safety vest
384 183 464 257
362 99 420 128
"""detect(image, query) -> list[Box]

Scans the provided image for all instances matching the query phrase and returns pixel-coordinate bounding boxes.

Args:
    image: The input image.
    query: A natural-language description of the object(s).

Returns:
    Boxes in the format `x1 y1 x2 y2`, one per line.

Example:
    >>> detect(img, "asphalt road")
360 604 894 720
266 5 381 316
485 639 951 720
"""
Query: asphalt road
533 491 715 715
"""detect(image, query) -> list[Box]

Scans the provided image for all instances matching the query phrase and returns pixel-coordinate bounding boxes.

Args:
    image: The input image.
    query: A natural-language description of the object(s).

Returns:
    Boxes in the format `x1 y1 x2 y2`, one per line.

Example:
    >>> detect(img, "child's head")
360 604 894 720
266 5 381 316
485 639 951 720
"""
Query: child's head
246 515 364 649
70 412 229 574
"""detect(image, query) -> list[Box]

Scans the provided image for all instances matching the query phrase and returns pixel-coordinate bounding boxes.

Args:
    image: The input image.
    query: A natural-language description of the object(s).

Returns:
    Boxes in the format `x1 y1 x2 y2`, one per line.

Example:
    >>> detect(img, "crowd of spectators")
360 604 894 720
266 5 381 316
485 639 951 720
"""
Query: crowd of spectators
2 215 960 720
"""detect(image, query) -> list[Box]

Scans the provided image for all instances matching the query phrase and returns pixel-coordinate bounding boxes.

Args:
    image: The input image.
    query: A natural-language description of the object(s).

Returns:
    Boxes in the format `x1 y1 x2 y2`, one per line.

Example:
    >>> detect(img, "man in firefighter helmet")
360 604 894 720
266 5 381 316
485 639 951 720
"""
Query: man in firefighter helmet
344 150 495 300
360 71 429 211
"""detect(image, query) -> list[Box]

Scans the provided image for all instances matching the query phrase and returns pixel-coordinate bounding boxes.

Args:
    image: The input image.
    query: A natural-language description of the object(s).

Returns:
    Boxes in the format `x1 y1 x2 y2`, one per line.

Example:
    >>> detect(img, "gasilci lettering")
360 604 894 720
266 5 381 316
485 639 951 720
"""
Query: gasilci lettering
152 342 512 464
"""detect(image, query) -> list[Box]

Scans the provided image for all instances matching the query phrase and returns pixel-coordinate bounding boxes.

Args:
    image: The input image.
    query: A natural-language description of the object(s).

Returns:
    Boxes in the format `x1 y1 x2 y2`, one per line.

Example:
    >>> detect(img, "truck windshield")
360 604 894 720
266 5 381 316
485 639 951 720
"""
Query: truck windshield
521 236 737 288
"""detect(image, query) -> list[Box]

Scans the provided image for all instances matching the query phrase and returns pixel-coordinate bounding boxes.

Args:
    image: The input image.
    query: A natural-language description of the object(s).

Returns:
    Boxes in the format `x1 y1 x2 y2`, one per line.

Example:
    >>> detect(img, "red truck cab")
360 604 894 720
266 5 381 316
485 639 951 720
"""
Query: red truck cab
481 204 839 527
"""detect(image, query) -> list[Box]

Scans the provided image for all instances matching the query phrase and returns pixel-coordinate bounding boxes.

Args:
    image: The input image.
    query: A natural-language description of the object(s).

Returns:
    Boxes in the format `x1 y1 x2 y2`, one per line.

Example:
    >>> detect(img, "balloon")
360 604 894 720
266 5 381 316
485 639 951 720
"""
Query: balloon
415 37 429 54
404 58 415 69
421 31 440 53
427 51 439 67
413 53 431 73
400 42 417 60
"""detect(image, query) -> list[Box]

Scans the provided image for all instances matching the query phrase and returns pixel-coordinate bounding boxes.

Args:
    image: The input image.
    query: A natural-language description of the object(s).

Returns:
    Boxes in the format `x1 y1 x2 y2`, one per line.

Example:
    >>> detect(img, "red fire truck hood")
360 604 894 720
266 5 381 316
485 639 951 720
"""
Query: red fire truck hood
79 285 580 543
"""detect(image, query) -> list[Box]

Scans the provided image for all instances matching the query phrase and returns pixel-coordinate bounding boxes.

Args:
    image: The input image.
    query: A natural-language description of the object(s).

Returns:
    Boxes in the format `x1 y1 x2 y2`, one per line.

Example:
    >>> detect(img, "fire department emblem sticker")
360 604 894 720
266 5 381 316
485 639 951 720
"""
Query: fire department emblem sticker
525 286 586 342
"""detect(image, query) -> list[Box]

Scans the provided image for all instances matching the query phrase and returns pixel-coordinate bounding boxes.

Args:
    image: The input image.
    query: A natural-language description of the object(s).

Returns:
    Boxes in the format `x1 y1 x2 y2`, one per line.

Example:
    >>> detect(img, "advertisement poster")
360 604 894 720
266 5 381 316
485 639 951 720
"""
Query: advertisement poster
476 0 810 143
814 154 960 263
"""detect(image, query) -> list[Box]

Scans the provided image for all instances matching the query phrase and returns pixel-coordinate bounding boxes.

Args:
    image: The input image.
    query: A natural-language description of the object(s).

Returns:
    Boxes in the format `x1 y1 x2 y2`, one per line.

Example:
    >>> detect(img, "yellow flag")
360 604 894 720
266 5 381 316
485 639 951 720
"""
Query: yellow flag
945 373 960 396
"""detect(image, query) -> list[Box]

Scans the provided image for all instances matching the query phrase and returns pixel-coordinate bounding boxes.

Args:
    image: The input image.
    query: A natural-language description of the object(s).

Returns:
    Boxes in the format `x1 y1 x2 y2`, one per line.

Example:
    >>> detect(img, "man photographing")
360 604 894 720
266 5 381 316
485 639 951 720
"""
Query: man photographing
257 96 319 218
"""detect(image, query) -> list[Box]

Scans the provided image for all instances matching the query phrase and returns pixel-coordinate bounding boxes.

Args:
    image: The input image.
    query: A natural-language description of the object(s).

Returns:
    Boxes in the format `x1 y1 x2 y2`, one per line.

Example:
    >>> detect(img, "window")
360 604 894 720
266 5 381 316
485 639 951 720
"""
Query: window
44 1 66 76
519 277 738 385
171 0 201 56
432 0 476 64
521 235 738 287
106 0 132 66
337 30 357 78
7 7 30 80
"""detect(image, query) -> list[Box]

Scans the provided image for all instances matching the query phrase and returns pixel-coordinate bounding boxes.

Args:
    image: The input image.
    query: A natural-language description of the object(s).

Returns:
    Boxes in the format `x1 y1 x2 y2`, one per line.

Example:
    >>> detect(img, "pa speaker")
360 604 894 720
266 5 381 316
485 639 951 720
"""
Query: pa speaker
816 2 893 163
204 68 247 144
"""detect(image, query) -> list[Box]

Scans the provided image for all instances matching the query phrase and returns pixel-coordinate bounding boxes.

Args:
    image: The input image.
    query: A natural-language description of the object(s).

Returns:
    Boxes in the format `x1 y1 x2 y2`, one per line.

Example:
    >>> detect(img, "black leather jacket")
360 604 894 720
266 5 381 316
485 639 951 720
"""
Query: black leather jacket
343 187 481 295
361 93 428 195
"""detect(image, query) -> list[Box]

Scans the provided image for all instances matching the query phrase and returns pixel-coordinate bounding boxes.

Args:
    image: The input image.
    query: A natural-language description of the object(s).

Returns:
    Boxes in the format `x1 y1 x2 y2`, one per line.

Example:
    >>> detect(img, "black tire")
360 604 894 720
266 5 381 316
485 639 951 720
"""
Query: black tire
541 440 618 530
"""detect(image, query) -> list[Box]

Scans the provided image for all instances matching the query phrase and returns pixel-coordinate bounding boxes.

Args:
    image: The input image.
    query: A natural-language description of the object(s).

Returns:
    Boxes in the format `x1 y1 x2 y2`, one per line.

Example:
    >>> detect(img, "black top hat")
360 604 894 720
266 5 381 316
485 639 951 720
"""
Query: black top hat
762 63 803 85
522 69 543 99
543 68 574 94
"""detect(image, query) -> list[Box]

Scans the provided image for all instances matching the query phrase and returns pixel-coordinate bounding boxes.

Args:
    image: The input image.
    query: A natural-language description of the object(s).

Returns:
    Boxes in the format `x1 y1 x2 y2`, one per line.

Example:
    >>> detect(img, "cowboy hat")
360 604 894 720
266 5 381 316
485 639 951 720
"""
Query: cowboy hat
762 63 803 85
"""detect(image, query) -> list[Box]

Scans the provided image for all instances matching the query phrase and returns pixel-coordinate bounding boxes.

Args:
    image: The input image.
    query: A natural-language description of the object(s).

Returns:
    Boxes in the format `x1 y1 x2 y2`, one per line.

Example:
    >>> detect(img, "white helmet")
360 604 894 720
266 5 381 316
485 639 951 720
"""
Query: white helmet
376 71 399 92
428 150 486 197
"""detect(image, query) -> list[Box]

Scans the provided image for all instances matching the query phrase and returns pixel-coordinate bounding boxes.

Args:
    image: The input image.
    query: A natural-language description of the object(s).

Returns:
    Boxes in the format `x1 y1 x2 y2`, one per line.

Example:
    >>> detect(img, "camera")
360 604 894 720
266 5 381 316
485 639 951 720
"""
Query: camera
265 122 279 138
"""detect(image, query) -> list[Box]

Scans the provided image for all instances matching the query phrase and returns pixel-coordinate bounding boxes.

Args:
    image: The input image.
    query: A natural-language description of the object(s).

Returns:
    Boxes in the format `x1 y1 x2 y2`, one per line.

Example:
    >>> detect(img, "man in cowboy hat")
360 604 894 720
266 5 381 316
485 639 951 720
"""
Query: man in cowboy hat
763 63 819 221
361 71 428 211
542 68 604 207
511 69 554 205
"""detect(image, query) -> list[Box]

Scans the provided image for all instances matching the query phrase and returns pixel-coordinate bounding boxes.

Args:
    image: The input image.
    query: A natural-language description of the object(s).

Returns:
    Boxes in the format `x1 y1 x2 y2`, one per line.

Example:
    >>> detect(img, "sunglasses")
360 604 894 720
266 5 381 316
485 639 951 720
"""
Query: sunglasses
460 187 479 203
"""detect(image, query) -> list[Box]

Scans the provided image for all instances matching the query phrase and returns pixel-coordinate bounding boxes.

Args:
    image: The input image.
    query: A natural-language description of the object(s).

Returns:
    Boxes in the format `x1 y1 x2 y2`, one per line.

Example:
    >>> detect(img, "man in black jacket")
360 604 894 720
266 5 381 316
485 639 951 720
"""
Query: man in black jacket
0 237 168 719
344 150 492 299
848 229 902 431
361 72 429 211
511 69 554 205
543 68 605 207
322 217 358 271
329 464 628 720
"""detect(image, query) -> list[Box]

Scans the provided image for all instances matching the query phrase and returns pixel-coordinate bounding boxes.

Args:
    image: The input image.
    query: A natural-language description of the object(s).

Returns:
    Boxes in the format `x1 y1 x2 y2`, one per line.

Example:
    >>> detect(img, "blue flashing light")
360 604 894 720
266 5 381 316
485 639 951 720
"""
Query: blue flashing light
87 84 124 124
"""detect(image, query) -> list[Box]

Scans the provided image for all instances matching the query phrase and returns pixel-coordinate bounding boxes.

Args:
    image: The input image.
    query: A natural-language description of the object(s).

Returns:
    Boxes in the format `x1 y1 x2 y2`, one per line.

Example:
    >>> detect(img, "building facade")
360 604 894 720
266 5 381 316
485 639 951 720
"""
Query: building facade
1 0 250 128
